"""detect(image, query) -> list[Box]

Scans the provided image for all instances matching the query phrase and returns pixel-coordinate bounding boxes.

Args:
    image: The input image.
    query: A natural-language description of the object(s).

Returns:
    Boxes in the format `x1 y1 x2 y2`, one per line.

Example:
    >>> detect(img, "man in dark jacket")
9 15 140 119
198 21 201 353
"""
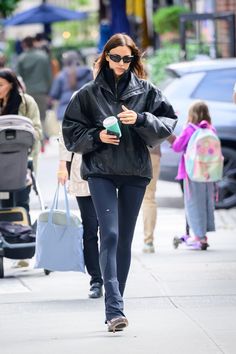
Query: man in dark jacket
16 36 52 141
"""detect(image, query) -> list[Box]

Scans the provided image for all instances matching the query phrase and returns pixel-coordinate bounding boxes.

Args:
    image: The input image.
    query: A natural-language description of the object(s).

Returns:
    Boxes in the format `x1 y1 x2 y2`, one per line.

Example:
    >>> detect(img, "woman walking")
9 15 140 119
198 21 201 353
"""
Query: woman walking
62 33 177 332
57 134 103 299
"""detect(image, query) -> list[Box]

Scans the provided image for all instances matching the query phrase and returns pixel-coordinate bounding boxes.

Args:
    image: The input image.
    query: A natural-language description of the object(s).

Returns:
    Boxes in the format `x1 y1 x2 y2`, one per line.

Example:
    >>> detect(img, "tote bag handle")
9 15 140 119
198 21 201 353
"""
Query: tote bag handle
48 184 71 225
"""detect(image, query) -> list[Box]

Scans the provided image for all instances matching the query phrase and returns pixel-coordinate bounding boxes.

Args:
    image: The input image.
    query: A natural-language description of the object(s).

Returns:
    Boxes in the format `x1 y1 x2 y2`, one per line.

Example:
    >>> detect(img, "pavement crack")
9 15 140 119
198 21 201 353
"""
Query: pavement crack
177 307 226 353
17 277 32 292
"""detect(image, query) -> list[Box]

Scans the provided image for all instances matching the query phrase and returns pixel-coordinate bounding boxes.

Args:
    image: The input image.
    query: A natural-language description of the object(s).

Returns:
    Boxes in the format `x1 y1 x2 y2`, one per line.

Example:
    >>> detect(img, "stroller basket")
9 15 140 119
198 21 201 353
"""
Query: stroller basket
0 115 35 191
0 234 35 259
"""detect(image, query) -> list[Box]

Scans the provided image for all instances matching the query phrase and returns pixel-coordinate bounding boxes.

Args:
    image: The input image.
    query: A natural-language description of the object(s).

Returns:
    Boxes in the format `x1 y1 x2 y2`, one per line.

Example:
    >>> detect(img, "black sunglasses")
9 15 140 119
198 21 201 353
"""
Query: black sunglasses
107 53 134 63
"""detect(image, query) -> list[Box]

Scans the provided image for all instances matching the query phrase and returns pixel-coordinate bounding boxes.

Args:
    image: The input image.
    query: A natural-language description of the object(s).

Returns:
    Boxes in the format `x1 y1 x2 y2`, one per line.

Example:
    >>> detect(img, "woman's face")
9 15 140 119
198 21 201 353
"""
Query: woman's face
0 77 12 100
106 45 133 77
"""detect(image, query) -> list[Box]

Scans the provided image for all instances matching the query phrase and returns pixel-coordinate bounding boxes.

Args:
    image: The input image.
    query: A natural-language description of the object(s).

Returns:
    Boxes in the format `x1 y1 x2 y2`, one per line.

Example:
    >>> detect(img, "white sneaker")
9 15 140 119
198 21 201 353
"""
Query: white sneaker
143 243 155 253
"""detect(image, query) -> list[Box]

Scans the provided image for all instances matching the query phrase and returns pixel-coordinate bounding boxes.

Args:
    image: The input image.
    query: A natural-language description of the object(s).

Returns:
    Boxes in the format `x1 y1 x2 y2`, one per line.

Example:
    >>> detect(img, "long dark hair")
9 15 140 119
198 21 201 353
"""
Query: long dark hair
0 68 24 115
97 33 147 79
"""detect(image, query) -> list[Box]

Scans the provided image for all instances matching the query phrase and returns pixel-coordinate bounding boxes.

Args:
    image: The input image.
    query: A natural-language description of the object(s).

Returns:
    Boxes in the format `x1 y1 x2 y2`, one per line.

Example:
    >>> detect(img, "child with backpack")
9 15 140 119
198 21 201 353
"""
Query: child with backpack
167 101 223 250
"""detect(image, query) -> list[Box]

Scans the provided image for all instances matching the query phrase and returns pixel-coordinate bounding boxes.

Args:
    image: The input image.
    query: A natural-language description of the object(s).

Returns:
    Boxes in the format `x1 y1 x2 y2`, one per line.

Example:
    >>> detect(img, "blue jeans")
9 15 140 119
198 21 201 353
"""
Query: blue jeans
88 176 148 320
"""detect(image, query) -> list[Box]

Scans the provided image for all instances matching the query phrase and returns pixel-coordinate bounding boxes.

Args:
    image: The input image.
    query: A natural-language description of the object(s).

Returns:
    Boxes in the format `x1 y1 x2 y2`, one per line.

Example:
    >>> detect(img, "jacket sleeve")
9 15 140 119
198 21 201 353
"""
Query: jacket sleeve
58 128 73 161
172 124 196 152
19 94 43 173
20 94 43 142
49 74 62 100
62 91 103 154
133 85 178 147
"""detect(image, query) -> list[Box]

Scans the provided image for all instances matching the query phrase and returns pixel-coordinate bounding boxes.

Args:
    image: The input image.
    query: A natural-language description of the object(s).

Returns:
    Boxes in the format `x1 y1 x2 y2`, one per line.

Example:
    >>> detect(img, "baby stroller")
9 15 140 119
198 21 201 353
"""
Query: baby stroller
0 114 47 277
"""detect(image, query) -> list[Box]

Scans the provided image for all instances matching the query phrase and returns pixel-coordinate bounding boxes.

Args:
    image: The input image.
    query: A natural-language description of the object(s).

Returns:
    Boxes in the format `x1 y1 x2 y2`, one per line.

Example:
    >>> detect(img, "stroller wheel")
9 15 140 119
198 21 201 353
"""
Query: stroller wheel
0 256 4 278
44 269 51 275
173 237 181 249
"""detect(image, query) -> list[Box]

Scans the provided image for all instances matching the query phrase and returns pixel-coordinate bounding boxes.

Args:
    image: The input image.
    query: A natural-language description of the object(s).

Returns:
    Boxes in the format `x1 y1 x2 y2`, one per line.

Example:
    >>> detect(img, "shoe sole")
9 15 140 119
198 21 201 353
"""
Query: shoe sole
143 247 155 253
88 293 103 299
107 318 128 333
187 243 209 251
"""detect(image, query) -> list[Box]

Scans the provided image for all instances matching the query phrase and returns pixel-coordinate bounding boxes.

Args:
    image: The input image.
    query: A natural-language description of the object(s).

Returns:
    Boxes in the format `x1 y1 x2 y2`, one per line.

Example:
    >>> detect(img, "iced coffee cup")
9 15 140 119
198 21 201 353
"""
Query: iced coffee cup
103 116 122 138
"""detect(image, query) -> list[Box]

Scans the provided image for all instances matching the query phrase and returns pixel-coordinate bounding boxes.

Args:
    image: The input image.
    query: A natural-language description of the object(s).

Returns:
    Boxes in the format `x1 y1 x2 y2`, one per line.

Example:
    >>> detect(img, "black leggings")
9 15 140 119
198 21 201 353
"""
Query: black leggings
76 196 102 286
88 176 147 320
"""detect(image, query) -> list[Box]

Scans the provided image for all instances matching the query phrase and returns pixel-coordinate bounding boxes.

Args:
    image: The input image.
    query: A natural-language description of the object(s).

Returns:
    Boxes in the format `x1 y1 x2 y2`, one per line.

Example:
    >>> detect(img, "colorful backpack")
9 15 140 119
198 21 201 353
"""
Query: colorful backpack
184 127 224 182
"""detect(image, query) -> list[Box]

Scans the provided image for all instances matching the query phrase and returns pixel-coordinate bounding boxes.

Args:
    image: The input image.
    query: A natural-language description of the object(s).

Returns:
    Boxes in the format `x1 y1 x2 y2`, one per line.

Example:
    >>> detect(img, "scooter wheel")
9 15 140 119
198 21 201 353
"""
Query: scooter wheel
173 237 181 249
201 243 209 251
44 269 51 275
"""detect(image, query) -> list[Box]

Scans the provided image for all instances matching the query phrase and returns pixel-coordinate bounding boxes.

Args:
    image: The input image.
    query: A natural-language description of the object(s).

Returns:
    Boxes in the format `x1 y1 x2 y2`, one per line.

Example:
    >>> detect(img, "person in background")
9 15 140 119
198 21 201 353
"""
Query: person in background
57 134 103 299
48 50 93 123
0 68 42 267
167 101 216 250
142 145 161 253
56 54 101 297
62 33 177 332
34 33 60 79
16 36 52 146
33 32 50 50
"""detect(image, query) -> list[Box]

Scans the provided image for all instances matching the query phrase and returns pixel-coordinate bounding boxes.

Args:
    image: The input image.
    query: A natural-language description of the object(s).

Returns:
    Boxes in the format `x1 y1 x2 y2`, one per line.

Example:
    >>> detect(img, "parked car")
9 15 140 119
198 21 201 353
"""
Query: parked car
160 58 236 209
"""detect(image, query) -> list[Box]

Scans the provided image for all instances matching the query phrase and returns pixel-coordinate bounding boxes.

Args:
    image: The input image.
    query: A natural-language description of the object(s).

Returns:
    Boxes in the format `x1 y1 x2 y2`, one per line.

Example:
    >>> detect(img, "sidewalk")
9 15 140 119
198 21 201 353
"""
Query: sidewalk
1 139 236 354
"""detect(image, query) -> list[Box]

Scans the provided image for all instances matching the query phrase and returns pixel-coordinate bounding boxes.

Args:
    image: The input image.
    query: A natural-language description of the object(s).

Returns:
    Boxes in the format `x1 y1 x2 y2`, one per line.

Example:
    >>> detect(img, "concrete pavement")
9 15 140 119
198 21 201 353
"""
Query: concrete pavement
0 138 236 354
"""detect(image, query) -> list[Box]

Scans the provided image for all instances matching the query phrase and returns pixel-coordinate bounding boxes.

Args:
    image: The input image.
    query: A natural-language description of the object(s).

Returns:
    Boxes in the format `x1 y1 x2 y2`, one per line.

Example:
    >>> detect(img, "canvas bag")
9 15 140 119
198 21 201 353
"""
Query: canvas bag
34 184 85 272
185 127 224 182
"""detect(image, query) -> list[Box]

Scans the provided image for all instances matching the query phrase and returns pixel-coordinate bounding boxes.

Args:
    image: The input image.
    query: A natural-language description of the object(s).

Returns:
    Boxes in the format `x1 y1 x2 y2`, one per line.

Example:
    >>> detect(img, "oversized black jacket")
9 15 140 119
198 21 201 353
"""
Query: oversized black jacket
62 68 178 180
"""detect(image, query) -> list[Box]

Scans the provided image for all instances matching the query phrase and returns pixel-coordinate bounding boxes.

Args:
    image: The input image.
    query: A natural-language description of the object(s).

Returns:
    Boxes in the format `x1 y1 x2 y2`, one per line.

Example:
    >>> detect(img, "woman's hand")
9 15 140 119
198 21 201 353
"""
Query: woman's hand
166 134 176 145
99 130 120 145
118 105 137 125
57 160 68 185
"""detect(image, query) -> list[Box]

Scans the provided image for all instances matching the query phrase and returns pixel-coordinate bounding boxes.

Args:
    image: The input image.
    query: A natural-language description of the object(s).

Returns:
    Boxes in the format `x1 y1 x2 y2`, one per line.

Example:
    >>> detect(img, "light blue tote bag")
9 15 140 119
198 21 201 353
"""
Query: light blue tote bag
34 184 85 272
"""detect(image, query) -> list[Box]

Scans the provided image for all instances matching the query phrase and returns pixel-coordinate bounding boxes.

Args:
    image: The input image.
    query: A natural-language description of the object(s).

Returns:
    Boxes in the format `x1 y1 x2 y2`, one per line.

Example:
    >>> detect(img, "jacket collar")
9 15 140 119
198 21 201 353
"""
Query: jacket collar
95 66 145 99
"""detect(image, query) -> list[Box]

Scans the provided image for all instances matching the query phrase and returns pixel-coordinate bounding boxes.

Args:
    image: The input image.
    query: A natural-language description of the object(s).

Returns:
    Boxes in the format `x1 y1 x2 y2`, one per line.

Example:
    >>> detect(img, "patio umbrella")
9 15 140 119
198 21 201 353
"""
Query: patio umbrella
3 3 88 34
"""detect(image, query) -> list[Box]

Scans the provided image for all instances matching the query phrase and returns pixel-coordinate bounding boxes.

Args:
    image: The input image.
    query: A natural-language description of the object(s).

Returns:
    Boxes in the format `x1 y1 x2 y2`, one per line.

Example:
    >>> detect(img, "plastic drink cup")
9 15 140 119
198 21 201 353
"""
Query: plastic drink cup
103 116 122 138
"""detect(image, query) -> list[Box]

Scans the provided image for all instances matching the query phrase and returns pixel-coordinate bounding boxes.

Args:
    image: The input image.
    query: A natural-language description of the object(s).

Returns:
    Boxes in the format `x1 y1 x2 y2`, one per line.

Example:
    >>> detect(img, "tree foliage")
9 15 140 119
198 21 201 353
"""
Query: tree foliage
70 0 90 8
153 5 189 34
147 44 180 85
0 0 21 18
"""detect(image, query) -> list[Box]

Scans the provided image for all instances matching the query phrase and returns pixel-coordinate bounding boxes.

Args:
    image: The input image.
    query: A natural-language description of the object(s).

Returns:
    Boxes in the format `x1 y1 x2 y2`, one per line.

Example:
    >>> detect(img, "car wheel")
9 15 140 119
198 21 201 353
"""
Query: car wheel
215 147 236 209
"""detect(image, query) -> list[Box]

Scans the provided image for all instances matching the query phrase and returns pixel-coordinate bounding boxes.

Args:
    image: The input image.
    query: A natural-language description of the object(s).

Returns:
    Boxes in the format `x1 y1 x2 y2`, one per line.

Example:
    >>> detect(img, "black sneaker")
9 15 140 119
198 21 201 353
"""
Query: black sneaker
88 282 103 299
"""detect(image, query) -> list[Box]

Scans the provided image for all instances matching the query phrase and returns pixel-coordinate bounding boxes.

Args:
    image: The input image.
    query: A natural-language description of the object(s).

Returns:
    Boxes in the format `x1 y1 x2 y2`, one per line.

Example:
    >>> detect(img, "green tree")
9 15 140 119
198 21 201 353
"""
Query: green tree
153 5 189 35
0 0 21 18
75 0 89 5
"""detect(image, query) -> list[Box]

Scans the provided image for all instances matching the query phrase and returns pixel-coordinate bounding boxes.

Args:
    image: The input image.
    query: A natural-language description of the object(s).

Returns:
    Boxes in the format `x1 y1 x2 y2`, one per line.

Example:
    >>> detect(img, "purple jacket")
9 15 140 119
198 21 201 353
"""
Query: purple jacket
172 120 215 180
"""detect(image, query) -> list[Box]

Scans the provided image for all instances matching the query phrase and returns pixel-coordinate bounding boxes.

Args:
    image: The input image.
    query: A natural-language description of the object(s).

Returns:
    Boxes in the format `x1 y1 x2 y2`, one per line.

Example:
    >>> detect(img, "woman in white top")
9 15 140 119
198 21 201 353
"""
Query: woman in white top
57 132 103 299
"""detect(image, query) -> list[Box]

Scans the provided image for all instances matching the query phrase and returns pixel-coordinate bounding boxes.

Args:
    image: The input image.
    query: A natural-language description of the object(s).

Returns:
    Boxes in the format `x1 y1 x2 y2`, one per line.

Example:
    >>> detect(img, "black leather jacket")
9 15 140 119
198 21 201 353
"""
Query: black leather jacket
62 67 177 180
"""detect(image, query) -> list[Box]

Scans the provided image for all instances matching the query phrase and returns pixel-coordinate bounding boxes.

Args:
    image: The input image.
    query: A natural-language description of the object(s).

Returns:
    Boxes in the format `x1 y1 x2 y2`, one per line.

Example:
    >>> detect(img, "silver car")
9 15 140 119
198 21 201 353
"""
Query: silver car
161 58 236 209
